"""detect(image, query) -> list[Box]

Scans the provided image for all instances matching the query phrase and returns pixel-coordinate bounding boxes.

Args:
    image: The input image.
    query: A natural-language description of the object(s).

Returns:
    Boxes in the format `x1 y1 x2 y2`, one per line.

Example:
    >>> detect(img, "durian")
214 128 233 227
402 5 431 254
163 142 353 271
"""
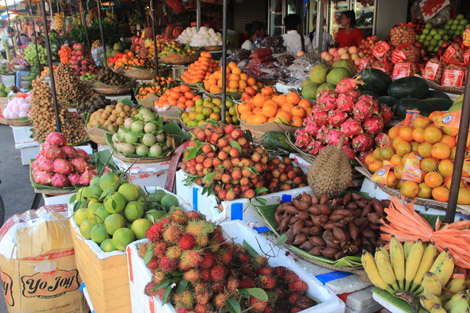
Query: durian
307 136 352 199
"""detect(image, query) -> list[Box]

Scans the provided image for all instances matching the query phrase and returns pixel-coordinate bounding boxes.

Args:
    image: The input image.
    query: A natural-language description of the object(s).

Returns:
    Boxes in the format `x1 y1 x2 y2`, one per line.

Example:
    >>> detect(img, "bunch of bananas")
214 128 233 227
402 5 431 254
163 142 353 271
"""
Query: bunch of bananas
362 237 468 312
54 13 64 30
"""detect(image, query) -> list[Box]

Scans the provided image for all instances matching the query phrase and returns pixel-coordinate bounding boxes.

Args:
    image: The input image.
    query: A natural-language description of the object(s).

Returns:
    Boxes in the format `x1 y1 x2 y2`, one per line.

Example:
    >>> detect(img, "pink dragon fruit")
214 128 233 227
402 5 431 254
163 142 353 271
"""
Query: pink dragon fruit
61 145 77 158
335 78 360 93
363 115 384 135
316 89 334 99
295 129 311 149
324 128 343 146
344 90 361 102
343 145 356 161
328 110 348 127
307 141 323 156
76 149 89 160
341 118 363 137
358 151 372 163
53 159 74 175
34 171 53 185
46 132 67 147
352 134 374 152
375 133 387 146
336 94 355 113
38 159 54 172
303 116 314 125
317 125 329 143
354 100 374 120
70 158 88 173
305 123 320 137
52 174 69 188
311 107 328 127
79 168 97 186
380 106 393 124
68 173 82 186
43 144 66 160
317 94 338 111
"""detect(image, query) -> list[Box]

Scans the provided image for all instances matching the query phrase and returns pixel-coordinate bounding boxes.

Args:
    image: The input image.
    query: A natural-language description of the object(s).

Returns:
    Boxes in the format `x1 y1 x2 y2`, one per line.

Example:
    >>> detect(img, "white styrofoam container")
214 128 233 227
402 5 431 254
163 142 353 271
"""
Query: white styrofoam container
343 287 383 312
112 157 171 188
20 145 40 165
11 126 37 149
43 193 75 206
175 169 312 225
127 171 168 189
127 220 345 313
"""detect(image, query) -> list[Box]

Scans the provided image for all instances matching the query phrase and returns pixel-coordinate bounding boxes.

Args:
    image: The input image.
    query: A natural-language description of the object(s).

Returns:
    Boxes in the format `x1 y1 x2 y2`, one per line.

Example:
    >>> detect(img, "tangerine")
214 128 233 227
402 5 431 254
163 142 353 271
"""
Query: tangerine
432 186 449 202
412 128 425 143
286 92 301 105
417 183 432 199
439 135 456 148
281 102 296 113
450 147 456 160
391 154 403 166
251 114 267 125
373 148 382 160
417 142 433 158
368 160 383 173
424 126 443 144
261 101 278 118
421 158 438 173
261 86 275 96
400 181 419 198
413 116 432 129
387 172 399 188
290 117 303 127
438 159 454 178
396 141 412 156
411 142 420 153
394 164 404 179
380 146 395 160
458 188 470 205
364 153 377 165
275 111 292 123
388 126 400 140
431 143 451 159
253 94 266 108
442 126 459 136
424 172 444 188
398 126 413 142
291 106 306 118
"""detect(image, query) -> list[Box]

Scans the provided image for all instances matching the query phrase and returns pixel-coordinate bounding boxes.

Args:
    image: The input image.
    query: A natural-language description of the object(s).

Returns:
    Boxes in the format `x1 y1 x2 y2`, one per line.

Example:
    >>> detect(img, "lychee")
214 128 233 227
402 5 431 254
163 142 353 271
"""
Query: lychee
178 233 196 250
195 154 205 164
166 246 182 259
237 137 248 148
173 290 194 309
202 144 212 154
218 150 228 160
210 264 226 281
181 250 202 268
226 189 236 201
224 124 235 134
244 189 255 199
252 152 262 163
159 255 177 273
231 158 241 167
163 224 182 243
183 268 200 284
221 174 231 184
203 158 213 168
229 148 240 158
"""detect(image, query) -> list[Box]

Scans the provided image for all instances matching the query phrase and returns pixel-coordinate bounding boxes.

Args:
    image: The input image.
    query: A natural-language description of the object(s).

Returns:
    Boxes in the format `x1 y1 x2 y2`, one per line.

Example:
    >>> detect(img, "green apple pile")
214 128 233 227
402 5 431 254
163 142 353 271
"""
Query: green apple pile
72 172 181 252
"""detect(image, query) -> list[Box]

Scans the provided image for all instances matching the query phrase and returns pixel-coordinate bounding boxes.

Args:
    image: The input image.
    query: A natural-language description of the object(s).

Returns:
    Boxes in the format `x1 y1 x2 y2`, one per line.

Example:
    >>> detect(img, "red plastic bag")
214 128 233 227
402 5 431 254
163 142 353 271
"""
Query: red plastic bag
167 0 184 13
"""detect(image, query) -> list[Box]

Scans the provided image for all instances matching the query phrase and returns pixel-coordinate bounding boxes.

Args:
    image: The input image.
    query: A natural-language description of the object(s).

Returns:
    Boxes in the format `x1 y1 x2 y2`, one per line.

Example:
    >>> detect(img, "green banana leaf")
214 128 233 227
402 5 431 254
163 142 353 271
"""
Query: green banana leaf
372 288 423 313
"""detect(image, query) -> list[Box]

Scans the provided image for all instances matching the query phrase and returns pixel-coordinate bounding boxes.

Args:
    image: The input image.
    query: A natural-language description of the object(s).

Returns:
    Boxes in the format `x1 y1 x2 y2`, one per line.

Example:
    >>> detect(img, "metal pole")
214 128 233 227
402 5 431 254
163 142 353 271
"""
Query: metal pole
96 0 106 66
315 0 323 54
150 0 159 76
196 0 201 29
39 0 61 132
29 0 42 73
445 61 470 223
79 1 90 50
13 0 20 44
4 2 16 56
221 0 227 124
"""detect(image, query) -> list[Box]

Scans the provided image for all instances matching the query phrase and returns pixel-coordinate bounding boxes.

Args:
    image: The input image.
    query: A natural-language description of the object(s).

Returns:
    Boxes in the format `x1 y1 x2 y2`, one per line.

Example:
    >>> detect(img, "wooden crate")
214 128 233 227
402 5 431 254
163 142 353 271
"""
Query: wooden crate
70 222 131 313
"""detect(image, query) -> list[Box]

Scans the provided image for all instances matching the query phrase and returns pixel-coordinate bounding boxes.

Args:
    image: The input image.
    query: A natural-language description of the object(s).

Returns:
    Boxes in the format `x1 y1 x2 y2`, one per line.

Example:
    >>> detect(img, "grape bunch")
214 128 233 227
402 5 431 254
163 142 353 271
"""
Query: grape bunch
24 44 47 66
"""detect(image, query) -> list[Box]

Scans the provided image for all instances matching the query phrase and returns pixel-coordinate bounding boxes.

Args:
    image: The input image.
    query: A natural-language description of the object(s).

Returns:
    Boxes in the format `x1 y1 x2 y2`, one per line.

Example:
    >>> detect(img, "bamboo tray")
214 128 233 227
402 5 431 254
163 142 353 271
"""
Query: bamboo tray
92 81 137 95
5 118 32 127
122 68 157 80
159 53 199 65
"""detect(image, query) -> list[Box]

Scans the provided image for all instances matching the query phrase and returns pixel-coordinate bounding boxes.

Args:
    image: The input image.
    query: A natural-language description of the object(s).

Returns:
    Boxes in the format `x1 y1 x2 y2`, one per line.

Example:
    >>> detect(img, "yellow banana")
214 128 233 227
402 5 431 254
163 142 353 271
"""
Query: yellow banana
375 248 399 291
405 240 424 291
404 241 414 259
431 254 455 287
444 291 468 311
422 272 442 296
441 278 467 302
420 294 442 311
450 298 470 313
390 236 405 291
411 242 436 293
431 303 447 313
361 250 395 294
430 249 449 273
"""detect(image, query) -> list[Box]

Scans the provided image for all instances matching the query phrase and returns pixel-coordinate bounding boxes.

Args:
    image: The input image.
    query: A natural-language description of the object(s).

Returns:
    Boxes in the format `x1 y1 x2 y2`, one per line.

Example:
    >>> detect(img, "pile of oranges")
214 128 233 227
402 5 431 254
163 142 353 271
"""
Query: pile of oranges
136 76 177 100
154 85 202 111
108 51 136 69
365 113 470 205
203 62 262 94
181 51 219 84
237 86 312 126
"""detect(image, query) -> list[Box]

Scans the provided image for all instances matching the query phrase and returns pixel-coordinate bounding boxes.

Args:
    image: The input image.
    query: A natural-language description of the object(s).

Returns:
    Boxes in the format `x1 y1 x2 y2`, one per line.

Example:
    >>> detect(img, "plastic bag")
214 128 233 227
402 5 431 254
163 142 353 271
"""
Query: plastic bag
91 47 105 67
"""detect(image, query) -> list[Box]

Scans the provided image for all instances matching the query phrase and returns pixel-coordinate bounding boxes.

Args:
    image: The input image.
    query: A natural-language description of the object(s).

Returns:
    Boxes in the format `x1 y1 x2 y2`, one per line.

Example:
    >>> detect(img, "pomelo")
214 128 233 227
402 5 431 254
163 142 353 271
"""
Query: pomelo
104 213 126 235
99 172 121 191
309 64 329 84
301 81 319 100
74 208 88 226
90 224 108 244
332 59 356 76
151 190 167 203
124 201 145 222
118 183 139 202
100 239 116 252
161 194 179 211
315 83 335 98
112 228 135 251
326 67 351 86
80 218 97 239
94 206 111 224
131 219 152 239
87 184 103 200
104 192 127 214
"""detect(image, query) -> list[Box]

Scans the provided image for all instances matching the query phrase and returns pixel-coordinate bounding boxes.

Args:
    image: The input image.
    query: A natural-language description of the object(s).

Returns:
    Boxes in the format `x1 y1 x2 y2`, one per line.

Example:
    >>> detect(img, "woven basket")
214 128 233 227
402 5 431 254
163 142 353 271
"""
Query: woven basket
159 53 199 65
138 94 159 110
0 97 8 125
123 68 157 80
191 45 222 52
5 119 32 127
92 81 136 95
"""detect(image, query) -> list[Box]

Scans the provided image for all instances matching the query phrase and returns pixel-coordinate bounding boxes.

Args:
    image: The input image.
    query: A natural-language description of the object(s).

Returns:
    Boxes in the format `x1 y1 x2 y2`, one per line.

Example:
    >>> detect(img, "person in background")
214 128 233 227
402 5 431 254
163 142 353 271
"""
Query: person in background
309 15 334 52
241 21 265 51
10 29 31 46
334 10 364 48
282 14 313 55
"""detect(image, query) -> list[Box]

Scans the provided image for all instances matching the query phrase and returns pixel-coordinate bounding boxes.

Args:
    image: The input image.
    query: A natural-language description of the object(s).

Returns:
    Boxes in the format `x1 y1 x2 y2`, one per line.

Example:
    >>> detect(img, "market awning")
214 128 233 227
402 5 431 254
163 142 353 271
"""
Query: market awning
0 0 23 10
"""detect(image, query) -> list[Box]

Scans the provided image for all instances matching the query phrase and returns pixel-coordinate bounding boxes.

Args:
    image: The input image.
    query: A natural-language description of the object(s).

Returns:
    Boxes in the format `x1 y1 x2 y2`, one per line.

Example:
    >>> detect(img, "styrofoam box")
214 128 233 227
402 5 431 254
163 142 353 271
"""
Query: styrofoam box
43 193 74 205
127 220 345 313
11 126 37 149
175 169 312 225
20 145 40 165
343 287 383 313
112 156 171 188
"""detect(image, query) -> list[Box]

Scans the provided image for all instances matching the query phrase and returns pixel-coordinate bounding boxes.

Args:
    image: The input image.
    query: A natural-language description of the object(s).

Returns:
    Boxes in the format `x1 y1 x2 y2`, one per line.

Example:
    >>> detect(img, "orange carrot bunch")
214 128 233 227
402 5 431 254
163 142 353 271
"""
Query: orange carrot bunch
58 45 71 65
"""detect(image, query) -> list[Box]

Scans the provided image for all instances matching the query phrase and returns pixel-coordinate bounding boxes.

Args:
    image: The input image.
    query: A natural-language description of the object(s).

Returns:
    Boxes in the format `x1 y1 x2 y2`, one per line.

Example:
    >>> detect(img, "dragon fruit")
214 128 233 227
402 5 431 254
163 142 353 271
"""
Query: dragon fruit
295 129 311 149
307 141 323 156
343 145 356 161
317 125 329 143
305 123 320 137
335 78 360 93
316 89 334 99
352 133 374 152
336 94 355 113
52 174 69 188
317 94 338 111
311 107 328 127
38 159 54 172
61 145 77 158
341 118 363 137
43 144 66 160
380 106 393 124
79 168 97 186
76 149 89 160
328 110 348 127
363 115 384 135
344 90 361 102
53 159 74 175
303 116 314 125
375 133 387 146
34 171 53 185
46 132 67 147
68 173 82 186
70 158 88 173
354 99 373 120
324 128 343 146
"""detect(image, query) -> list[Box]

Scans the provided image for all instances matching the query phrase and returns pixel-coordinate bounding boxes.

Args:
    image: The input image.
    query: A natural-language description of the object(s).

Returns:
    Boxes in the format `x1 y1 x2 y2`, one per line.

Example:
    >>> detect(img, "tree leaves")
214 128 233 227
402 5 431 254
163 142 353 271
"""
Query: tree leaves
203 171 218 186
276 234 288 246
238 288 268 301
177 279 189 293
230 139 242 153
144 243 155 265
255 187 268 195
243 240 259 258
226 298 241 313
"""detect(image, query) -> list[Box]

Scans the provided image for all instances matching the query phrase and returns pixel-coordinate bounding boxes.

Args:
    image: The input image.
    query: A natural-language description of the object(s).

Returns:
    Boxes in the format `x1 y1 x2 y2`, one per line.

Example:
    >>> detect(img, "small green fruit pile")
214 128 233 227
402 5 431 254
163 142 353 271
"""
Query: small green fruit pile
180 97 239 128
418 15 470 54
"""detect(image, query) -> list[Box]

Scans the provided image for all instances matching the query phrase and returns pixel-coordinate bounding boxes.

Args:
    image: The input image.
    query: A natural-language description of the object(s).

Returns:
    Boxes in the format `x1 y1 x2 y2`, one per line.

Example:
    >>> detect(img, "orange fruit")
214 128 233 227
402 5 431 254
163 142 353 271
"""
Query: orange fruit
379 146 395 160
398 126 413 142
401 153 410 165
251 114 267 125
238 102 253 114
273 94 287 105
286 92 301 105
412 128 425 143
290 117 303 127
261 101 278 118
387 172 399 188
423 126 443 144
417 183 432 199
438 159 454 178
291 106 306 118
424 172 444 188
388 126 400 140
458 188 470 205
368 160 383 173
261 86 275 96
247 77 256 86
281 102 296 113
432 186 450 202
463 161 470 178
391 154 403 166
394 164 404 179
400 181 419 198
411 142 420 153
439 135 456 148
417 142 433 158
450 147 456 160
445 176 464 189
298 99 313 109
413 116 431 129
396 180 403 190
392 137 404 150
275 111 292 123
364 153 377 165
431 143 451 159
442 126 458 136
373 148 382 160
253 94 266 108
428 111 443 121
396 141 412 157
421 158 438 173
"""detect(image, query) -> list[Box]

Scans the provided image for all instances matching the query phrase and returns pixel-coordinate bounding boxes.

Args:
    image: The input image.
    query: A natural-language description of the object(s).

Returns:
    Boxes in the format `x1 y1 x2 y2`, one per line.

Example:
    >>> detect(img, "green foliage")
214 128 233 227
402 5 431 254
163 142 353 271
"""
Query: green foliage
67 21 121 46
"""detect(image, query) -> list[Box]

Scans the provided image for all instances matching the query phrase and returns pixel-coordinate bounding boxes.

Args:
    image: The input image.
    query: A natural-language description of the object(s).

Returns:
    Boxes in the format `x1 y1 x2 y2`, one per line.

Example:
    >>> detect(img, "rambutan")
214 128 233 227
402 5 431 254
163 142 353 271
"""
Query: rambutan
138 243 149 259
214 293 228 308
201 269 210 281
283 270 300 285
237 253 251 264
153 241 168 257
171 209 187 225
152 271 166 285
264 305 273 313
194 282 208 293
265 291 278 306
219 249 233 265
148 257 159 270
290 307 302 313
156 288 165 300
186 220 214 238
186 210 201 220
212 226 225 242
178 233 196 250
250 297 268 312
166 246 182 259
210 264 226 282
183 268 200 284
173 290 194 309
144 281 157 297
195 290 210 305
200 252 215 269
175 307 190 313
195 304 210 313
195 235 209 247
211 282 225 294
159 255 177 273
163 224 183 243
227 276 240 292
147 221 165 242
254 255 268 266
259 275 276 290
288 293 301 305
273 266 287 277
180 250 203 269
256 267 273 276
289 280 308 294
240 277 255 288
297 296 316 310
240 265 254 276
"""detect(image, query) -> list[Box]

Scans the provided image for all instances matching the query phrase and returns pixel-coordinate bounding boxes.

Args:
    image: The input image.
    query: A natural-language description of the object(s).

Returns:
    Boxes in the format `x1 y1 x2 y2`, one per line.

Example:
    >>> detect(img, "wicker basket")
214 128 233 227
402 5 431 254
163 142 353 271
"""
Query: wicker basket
0 97 8 125
159 53 199 65
204 45 222 51
123 68 157 80
92 81 136 95
5 119 32 127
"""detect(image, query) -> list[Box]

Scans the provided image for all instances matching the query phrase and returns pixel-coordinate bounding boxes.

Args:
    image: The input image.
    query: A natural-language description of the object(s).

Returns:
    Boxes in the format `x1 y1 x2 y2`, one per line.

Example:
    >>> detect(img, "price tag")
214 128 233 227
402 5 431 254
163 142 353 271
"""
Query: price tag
441 45 456 62
357 58 368 73
371 165 392 186
423 62 440 80
463 28 470 47
402 152 424 183
372 41 391 61
464 52 470 67
442 69 465 87
392 63 411 79
392 50 407 64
